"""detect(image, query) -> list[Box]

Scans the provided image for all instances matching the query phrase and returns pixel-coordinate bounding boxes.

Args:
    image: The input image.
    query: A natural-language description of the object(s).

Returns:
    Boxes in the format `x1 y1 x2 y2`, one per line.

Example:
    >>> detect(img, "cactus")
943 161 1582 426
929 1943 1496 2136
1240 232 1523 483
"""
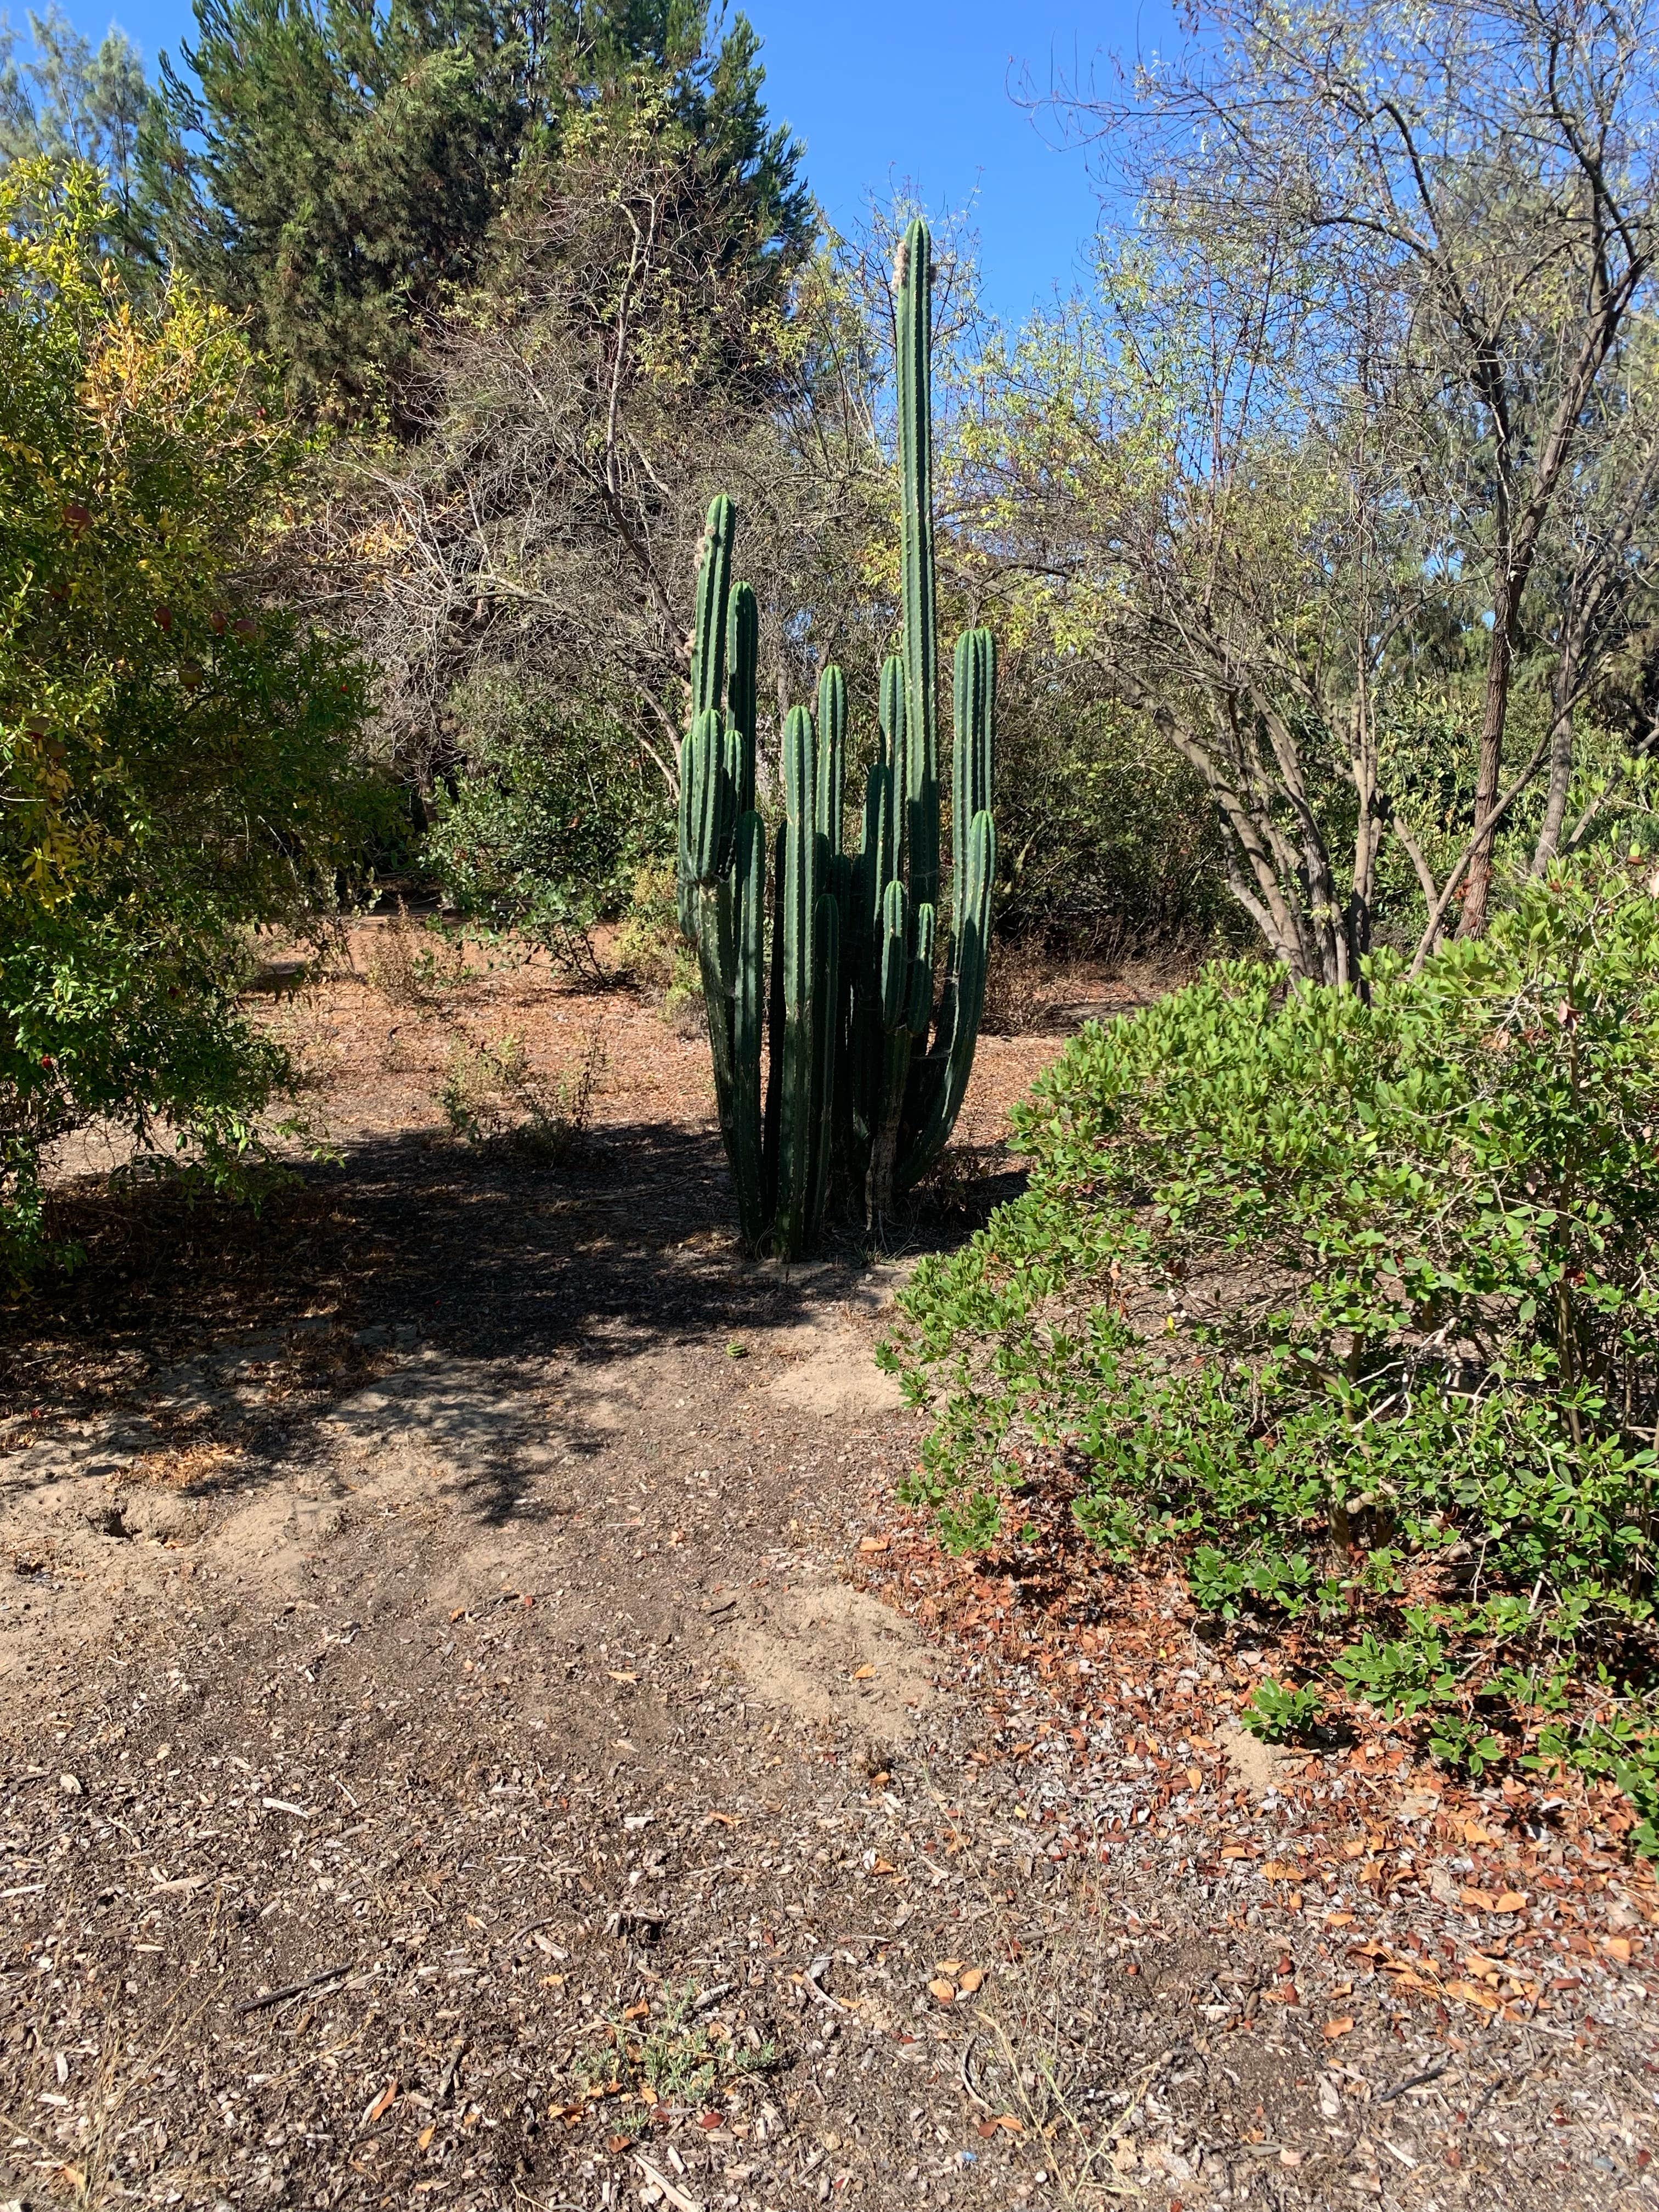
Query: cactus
677 216 996 1255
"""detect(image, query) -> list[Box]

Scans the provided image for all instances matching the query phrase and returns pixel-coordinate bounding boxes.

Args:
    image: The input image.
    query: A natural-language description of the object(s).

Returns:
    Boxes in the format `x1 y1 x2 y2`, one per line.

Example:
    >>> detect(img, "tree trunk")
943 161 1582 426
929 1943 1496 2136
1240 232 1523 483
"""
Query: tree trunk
1531 632 1579 875
1457 570 1520 939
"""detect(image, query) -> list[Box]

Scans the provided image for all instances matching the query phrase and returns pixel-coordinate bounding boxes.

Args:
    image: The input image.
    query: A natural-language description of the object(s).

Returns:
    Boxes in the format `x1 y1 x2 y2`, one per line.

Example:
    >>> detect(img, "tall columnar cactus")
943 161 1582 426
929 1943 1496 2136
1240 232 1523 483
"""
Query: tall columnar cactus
678 216 996 1255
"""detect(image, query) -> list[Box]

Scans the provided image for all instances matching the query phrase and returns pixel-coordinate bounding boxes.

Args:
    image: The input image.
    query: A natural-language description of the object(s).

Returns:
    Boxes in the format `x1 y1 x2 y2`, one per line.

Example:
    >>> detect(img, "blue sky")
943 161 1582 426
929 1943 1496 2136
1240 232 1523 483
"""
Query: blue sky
25 0 1175 326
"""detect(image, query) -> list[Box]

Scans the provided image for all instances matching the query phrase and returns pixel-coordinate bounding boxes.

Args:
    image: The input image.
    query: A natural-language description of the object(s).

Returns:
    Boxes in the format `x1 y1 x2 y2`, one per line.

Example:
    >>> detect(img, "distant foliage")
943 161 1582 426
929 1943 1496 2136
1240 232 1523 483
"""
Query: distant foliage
0 160 384 1274
991 683 1231 952
0 4 146 219
888 856 1659 1844
427 678 668 967
140 0 811 428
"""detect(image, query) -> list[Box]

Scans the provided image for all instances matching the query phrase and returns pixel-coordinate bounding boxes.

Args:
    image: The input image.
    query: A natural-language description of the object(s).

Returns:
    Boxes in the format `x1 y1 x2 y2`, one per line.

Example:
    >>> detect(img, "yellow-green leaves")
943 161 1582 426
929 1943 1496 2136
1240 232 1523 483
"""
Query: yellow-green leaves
0 156 382 1277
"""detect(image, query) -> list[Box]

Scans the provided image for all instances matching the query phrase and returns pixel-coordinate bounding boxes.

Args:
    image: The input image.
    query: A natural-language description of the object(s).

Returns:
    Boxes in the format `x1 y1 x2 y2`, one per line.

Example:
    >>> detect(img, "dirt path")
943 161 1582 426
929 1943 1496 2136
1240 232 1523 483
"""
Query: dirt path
1 956 1654 2211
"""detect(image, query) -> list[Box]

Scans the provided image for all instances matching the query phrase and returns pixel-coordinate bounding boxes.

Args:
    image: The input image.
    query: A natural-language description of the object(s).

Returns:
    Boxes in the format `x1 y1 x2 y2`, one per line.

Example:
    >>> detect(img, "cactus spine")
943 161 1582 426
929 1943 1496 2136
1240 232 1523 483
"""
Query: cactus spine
677 216 996 1256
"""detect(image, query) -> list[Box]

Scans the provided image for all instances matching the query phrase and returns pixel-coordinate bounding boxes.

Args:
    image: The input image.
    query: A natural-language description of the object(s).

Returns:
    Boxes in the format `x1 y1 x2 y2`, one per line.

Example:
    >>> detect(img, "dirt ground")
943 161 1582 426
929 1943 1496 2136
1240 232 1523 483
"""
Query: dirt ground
1 927 1655 2211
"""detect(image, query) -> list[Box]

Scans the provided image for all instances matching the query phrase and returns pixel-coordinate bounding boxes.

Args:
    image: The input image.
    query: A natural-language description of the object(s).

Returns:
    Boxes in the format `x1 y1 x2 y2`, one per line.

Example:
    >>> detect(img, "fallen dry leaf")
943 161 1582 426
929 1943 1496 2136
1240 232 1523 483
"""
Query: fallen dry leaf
1323 2017 1355 2040
957 1966 985 1994
928 1978 957 2005
1447 1979 1502 2011
1494 1892 1527 1914
362 2080 397 2125
853 1663 876 1681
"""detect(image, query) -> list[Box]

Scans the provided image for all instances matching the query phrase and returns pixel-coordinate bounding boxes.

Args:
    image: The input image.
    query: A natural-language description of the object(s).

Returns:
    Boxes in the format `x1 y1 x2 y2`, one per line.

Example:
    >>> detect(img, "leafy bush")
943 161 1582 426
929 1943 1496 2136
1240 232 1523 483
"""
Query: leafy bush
426 674 669 970
363 901 470 1008
438 1024 602 1163
991 682 1234 954
889 857 1659 1842
611 862 702 1032
1242 1677 1323 1744
0 160 384 1276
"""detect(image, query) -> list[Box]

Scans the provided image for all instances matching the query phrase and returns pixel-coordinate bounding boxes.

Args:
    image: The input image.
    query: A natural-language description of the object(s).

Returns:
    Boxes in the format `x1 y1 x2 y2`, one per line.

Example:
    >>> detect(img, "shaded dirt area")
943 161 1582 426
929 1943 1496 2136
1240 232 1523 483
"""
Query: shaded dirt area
0 936 1655 2211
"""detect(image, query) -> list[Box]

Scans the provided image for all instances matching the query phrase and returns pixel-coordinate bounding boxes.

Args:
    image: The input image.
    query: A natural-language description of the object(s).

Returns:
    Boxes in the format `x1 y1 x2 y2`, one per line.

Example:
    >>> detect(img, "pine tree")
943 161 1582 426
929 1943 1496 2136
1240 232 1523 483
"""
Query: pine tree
137 0 810 431
1 6 149 220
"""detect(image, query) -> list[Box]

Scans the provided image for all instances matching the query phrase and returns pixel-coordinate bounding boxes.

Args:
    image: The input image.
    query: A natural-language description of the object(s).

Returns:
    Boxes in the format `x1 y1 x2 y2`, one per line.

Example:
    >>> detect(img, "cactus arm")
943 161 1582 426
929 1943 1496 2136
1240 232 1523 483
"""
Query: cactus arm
952 630 973 853
776 705 820 1255
728 580 759 816
845 758 890 1163
730 807 769 1245
695 870 738 1177
952 628 995 841
692 494 735 718
817 664 846 860
878 877 911 1029
895 221 939 915
955 633 995 854
808 891 840 1247
850 760 887 1033
878 653 906 891
972 629 996 818
685 707 734 883
907 902 936 1036
865 874 917 1223
676 724 698 939
721 713 744 864
921 622 997 1073
898 810 996 1190
763 819 786 1216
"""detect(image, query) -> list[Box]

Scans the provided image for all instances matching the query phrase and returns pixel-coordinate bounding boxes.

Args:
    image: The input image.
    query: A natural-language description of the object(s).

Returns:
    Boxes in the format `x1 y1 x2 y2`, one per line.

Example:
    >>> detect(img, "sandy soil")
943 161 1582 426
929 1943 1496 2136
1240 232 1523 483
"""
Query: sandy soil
0 928 1653 2211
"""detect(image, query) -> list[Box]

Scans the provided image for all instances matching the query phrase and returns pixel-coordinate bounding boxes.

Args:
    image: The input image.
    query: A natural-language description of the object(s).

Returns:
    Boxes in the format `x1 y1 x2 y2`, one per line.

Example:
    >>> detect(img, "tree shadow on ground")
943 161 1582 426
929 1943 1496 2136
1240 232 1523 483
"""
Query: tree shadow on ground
0 1117 1027 1430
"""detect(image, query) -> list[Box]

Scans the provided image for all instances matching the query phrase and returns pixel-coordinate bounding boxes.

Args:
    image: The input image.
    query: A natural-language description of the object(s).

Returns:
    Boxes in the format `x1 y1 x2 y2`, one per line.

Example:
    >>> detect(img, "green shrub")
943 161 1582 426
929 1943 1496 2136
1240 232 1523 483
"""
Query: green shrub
437 1025 601 1162
1242 1677 1323 1744
890 856 1659 1838
611 861 702 1028
992 684 1234 953
427 674 669 970
0 160 384 1277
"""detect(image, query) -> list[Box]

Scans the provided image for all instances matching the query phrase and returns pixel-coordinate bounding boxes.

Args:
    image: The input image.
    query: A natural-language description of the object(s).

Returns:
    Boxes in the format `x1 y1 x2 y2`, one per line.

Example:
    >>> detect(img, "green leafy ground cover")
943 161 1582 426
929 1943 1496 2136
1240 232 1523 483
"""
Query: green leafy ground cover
885 860 1659 1847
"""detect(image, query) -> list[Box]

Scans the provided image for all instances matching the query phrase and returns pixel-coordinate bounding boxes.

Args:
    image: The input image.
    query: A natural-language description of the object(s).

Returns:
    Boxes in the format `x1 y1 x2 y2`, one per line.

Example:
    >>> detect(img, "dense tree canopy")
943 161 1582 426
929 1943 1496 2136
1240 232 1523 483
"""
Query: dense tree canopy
970 0 1659 978
139 0 811 427
0 4 147 217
